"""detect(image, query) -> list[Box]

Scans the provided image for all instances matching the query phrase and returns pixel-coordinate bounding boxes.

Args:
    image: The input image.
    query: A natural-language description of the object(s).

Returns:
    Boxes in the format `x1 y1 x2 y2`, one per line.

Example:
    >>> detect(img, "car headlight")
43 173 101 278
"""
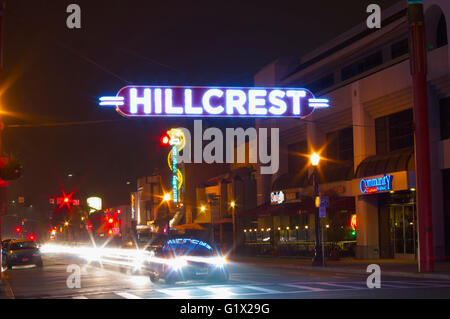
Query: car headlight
212 257 226 267
169 258 187 270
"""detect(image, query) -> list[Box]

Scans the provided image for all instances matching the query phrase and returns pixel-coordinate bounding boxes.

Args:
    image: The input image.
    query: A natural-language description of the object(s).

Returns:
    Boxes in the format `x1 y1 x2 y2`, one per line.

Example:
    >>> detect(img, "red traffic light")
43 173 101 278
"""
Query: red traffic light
15 226 22 233
161 135 169 145
64 197 69 203
28 234 36 241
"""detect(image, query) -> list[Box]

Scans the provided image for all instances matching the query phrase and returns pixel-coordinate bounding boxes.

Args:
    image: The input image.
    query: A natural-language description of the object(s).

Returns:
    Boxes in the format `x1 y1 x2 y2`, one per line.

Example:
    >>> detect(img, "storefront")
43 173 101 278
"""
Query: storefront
239 186 356 257
353 149 417 259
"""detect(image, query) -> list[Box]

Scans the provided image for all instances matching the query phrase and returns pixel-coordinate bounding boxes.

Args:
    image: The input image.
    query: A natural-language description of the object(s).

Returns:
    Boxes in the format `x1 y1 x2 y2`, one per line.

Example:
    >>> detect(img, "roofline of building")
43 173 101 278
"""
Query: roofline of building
282 1 407 81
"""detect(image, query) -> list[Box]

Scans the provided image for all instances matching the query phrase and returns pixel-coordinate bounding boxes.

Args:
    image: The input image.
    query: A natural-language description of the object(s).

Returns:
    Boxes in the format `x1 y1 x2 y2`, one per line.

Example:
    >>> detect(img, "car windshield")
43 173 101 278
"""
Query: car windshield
163 238 218 257
9 242 37 250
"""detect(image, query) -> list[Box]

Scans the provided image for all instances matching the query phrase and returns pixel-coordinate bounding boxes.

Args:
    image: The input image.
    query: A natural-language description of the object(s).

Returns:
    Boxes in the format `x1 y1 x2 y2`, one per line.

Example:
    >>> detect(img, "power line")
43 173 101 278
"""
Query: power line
6 119 120 128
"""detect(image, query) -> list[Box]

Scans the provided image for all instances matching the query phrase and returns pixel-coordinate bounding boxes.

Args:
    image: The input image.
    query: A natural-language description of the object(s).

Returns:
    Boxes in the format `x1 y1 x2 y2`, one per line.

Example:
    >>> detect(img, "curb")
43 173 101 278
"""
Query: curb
233 260 450 281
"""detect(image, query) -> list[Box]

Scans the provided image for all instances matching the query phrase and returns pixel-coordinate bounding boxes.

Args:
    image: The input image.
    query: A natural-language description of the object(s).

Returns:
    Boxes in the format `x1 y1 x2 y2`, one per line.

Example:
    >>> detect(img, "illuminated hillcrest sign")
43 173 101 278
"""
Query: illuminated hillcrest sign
99 86 329 118
360 174 393 194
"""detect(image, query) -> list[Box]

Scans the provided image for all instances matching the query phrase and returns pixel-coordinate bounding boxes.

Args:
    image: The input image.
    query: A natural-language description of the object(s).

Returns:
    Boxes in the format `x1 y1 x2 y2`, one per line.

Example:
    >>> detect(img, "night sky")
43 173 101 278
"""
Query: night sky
2 0 400 217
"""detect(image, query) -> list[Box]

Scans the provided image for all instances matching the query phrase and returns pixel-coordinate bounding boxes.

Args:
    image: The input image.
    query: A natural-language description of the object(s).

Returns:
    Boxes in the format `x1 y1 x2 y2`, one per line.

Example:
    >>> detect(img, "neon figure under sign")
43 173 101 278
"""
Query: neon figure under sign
360 174 393 194
99 86 329 118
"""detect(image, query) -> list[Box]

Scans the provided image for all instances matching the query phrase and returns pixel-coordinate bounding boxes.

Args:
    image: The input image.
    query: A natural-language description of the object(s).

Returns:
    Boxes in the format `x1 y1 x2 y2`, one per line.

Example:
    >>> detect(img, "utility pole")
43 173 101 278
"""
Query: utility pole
407 0 434 272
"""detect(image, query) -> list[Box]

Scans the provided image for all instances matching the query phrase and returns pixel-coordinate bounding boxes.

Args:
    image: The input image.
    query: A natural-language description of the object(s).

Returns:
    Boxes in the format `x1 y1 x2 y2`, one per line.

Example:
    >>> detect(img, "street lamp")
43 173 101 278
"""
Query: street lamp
230 201 236 253
310 152 323 266
163 193 171 202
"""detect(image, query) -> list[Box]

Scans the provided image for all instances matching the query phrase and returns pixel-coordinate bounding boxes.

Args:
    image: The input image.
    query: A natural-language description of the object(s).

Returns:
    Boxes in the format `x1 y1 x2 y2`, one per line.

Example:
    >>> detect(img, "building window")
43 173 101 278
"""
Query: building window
341 51 383 81
288 141 308 175
440 97 450 140
391 38 409 59
326 127 354 162
375 109 414 154
437 14 448 49
305 73 334 94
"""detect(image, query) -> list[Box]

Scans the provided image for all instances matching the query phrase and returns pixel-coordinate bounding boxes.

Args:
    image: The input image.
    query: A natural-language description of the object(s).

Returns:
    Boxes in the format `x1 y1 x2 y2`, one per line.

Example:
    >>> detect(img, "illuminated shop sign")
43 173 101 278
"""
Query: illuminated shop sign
99 86 329 118
360 174 393 194
271 191 285 204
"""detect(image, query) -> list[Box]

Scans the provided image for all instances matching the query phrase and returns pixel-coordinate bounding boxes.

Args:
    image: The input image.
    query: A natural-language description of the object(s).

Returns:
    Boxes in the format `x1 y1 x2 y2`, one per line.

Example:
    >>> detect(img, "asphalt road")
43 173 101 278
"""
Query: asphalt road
3 253 450 299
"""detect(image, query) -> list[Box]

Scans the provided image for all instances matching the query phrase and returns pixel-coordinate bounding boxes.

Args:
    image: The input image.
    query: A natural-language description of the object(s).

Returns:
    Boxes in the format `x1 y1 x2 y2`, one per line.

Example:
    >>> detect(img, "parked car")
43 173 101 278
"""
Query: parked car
2 239 43 269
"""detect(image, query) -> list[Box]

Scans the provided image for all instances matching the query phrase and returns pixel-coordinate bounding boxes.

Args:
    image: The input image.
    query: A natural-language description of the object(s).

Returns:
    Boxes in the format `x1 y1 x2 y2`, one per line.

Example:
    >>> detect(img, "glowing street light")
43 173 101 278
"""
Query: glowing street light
230 200 236 252
310 151 323 266
163 193 171 201
200 205 206 212
310 152 320 166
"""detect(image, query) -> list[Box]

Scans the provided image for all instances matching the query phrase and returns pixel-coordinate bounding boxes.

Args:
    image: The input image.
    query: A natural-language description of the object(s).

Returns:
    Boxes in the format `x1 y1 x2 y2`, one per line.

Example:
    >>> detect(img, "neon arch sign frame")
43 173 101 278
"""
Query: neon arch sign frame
99 86 329 118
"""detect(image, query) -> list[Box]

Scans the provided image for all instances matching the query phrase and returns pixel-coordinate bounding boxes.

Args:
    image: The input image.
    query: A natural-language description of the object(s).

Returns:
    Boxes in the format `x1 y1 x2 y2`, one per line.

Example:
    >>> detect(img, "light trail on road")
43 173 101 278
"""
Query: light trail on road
40 243 228 271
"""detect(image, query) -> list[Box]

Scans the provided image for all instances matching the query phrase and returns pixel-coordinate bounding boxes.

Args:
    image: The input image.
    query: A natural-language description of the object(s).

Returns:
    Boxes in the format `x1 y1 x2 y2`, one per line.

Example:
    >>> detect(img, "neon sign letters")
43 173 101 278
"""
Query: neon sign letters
167 128 185 204
360 174 393 194
165 238 213 250
99 86 329 118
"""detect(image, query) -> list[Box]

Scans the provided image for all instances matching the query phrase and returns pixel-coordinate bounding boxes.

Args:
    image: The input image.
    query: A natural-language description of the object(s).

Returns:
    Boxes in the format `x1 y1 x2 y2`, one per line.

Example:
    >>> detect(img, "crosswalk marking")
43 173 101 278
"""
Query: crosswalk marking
379 283 412 289
239 285 281 294
158 289 192 298
316 282 365 290
200 286 234 297
281 283 325 292
99 280 450 299
114 292 142 299
388 280 450 287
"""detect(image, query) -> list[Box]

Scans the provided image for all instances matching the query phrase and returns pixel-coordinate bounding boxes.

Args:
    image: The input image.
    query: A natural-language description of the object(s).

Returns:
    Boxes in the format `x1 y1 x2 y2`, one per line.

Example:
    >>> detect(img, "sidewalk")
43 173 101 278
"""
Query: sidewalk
229 255 450 280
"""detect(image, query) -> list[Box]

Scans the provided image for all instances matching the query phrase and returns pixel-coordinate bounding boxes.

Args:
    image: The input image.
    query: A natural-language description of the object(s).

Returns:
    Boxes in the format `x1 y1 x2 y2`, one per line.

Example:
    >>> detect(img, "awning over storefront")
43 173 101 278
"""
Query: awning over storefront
240 198 315 219
272 173 309 190
211 218 232 225
240 196 355 220
356 148 414 178
172 223 206 230
272 162 354 191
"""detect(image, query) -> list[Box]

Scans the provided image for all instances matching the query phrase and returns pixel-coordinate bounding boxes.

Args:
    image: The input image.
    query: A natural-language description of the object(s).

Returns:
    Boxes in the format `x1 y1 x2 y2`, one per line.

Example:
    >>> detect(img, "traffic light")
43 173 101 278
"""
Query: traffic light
0 158 22 181
14 226 22 233
350 214 357 237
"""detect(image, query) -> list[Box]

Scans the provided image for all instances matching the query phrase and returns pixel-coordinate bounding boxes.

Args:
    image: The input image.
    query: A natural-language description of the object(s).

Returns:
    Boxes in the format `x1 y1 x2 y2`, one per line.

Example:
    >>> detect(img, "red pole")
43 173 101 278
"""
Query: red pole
0 0 4 277
408 1 434 272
